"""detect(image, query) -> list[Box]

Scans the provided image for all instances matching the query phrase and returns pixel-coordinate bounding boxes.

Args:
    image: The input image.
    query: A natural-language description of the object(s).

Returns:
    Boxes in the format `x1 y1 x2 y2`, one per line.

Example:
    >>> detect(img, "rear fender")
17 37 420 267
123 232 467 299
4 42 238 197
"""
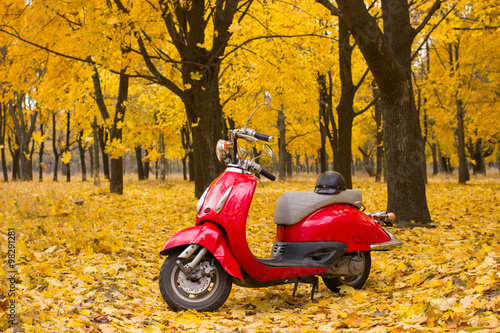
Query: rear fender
160 222 243 280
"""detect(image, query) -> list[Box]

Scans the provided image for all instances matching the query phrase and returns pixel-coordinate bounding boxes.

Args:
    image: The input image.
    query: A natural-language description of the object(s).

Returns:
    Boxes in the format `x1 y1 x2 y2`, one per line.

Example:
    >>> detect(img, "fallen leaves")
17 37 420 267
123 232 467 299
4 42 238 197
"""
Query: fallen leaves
0 174 499 332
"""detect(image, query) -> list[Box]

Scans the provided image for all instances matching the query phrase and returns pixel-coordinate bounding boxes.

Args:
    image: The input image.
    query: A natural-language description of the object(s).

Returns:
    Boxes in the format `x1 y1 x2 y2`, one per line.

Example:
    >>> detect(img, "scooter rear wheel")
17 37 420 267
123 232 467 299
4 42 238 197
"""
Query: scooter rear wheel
159 247 232 312
323 251 371 292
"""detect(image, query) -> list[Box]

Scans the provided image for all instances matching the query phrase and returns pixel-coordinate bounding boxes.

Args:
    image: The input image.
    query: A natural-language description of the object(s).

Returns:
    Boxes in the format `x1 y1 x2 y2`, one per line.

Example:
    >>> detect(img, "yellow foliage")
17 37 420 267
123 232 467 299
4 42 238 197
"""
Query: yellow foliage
61 151 71 164
32 131 45 144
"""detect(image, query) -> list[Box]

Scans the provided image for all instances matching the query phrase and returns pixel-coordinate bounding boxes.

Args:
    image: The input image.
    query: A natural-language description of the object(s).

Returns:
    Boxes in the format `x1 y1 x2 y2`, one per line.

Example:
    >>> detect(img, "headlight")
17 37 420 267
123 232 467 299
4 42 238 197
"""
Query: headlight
216 140 233 162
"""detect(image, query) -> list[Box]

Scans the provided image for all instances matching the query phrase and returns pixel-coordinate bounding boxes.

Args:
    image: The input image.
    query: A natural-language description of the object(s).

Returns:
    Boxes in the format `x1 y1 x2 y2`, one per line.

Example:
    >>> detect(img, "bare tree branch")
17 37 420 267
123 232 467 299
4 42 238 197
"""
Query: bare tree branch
223 32 333 60
412 3 457 61
0 27 93 65
135 34 186 100
412 0 441 38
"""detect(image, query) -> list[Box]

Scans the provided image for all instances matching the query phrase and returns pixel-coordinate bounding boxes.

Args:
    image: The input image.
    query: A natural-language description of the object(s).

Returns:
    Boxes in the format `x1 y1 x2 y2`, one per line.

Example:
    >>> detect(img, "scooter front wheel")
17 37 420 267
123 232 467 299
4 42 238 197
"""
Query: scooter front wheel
159 247 232 312
323 251 371 292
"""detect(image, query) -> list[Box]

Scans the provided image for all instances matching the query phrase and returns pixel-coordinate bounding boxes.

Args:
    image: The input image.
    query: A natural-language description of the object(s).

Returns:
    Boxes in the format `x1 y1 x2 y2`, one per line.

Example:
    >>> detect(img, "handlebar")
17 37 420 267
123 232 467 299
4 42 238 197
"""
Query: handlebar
234 128 274 143
247 160 276 181
260 169 276 181
254 132 274 143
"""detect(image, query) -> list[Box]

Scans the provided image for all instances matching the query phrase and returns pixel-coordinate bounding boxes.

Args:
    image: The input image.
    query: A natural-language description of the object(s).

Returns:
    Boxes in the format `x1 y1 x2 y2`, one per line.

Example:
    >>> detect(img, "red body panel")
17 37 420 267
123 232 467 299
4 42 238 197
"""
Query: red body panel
276 204 391 252
160 222 244 280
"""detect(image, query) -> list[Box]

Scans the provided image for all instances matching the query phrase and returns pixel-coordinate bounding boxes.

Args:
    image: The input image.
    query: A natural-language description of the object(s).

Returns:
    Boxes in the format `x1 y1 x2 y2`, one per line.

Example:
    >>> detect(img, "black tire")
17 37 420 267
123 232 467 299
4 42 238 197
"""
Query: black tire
323 251 371 292
159 247 232 312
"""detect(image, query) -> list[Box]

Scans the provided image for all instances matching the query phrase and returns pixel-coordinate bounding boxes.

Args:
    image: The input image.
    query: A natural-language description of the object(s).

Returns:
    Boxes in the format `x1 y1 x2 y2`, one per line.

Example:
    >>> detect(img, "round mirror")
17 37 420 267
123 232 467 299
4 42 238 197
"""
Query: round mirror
264 91 271 109
263 144 274 158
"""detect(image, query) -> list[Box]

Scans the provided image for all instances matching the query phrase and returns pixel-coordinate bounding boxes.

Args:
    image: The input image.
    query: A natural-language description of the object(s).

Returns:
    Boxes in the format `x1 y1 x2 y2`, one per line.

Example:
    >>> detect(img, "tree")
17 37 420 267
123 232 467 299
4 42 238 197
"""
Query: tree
329 0 446 223
0 100 8 181
9 92 37 181
423 1 500 183
111 0 252 197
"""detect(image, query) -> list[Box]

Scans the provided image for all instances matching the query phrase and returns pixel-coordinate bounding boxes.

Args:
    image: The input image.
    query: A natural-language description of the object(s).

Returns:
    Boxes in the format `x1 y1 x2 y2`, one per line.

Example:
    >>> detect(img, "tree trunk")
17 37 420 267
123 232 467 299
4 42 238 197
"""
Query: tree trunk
135 146 146 180
9 137 20 181
278 108 287 181
373 81 384 182
77 130 87 182
65 110 71 182
448 42 470 184
8 92 37 181
182 68 225 198
468 138 486 175
431 142 438 176
182 156 188 180
109 70 129 194
98 126 110 180
335 18 357 188
39 124 44 182
336 0 432 223
0 102 8 182
91 65 128 193
92 117 100 186
180 123 191 181
286 152 293 179
455 98 469 183
159 133 166 181
317 73 332 175
52 112 60 181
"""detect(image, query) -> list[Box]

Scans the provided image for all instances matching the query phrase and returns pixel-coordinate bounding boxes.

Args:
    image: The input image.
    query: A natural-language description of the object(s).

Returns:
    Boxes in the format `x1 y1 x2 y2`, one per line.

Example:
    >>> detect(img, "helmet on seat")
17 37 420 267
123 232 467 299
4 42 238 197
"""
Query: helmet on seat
314 171 346 194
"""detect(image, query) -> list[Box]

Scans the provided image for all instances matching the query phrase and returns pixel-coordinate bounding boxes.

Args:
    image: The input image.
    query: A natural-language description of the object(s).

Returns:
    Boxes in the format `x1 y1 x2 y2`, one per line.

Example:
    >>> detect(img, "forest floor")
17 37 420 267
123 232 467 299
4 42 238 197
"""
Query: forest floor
1 172 500 332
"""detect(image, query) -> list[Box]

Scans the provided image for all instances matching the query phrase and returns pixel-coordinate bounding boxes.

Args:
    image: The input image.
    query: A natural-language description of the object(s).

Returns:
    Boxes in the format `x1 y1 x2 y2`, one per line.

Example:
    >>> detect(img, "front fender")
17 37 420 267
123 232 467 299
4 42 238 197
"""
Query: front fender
160 222 243 280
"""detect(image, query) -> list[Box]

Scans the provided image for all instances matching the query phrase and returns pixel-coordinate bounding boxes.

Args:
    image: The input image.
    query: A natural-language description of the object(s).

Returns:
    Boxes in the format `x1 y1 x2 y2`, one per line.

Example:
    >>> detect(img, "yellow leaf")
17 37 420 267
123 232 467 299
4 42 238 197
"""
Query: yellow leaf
78 274 93 283
338 285 355 294
147 149 162 162
61 151 71 164
107 17 118 25
228 22 243 33
32 131 45 143
126 120 135 129
190 71 202 80
352 290 366 302
137 277 149 287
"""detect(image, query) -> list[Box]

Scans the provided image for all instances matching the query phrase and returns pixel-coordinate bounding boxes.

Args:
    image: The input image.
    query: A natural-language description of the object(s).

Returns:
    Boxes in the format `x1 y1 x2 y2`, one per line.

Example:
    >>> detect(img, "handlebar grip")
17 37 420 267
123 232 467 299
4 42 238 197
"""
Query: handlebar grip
254 132 274 143
260 169 276 181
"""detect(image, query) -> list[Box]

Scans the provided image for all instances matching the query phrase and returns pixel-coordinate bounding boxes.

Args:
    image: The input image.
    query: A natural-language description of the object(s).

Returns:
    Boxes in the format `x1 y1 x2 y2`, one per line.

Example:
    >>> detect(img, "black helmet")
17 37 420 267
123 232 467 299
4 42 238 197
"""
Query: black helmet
314 171 346 194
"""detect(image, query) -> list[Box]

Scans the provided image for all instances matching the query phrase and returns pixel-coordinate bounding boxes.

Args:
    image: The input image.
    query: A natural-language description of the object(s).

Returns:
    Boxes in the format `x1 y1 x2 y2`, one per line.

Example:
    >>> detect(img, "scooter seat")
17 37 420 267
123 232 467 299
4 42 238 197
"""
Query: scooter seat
273 190 362 226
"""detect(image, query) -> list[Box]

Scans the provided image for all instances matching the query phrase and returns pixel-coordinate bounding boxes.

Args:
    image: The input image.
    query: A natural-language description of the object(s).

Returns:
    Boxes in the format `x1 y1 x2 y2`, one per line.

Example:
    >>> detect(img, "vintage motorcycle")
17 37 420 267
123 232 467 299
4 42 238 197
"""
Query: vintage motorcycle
158 92 402 312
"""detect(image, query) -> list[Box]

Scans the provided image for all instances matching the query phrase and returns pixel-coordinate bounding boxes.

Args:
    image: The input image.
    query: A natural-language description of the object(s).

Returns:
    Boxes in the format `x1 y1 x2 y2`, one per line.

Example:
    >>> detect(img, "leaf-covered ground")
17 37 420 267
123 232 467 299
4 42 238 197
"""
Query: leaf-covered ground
1 174 500 332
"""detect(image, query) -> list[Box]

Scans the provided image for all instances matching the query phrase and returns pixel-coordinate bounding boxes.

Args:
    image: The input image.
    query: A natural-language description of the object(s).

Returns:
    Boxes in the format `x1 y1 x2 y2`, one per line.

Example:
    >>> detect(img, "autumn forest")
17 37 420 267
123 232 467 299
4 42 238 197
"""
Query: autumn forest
1 0 500 331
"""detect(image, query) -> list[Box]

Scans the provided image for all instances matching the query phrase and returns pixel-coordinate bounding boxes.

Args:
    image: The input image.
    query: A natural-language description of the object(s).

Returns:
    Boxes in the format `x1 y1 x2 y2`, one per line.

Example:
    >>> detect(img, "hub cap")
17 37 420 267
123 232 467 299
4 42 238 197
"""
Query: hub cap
171 259 219 303
178 269 211 294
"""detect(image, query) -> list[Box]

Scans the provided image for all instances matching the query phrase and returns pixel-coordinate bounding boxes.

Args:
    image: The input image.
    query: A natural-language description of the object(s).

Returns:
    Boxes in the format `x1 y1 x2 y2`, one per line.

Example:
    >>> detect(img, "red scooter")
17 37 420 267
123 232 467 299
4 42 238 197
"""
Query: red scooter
159 93 402 312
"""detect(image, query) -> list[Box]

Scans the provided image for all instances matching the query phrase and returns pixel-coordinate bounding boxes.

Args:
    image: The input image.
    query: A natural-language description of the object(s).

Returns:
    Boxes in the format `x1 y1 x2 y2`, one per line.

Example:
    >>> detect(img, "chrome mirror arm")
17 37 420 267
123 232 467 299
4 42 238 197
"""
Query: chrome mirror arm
243 102 266 132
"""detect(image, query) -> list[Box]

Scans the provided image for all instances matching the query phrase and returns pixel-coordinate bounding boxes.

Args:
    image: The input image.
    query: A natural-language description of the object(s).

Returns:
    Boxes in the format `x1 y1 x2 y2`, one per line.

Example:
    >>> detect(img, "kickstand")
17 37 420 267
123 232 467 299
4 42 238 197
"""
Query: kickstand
310 276 319 302
292 281 299 297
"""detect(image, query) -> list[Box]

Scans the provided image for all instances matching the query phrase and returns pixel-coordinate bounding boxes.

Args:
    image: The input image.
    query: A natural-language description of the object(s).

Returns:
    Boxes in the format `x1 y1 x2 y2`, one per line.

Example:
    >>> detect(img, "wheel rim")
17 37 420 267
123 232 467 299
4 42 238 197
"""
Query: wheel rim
170 258 221 303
